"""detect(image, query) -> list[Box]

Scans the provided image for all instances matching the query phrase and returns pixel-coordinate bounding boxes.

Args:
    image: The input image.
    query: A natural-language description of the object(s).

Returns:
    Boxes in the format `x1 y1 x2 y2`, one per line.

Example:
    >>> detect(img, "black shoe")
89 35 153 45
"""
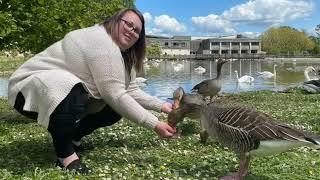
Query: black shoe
55 159 91 174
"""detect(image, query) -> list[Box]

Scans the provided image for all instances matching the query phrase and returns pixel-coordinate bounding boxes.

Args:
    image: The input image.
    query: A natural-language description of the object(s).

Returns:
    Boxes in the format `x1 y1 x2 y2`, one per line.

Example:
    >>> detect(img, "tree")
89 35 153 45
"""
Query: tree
316 24 320 37
0 0 135 53
146 43 162 56
261 26 315 54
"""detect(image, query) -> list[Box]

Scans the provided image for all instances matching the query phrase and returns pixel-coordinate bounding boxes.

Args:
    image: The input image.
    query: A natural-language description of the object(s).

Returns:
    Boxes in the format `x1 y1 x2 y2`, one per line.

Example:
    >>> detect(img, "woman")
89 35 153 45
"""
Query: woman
8 8 175 173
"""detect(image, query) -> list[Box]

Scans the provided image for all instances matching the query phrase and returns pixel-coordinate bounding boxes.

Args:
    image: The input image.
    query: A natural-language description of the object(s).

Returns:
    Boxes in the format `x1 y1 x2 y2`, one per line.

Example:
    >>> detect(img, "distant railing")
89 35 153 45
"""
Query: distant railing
147 53 320 61
148 54 263 60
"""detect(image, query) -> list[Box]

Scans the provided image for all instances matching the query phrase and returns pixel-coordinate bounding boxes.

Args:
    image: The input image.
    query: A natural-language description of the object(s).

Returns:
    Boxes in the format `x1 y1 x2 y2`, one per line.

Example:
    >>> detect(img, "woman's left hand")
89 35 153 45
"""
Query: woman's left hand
161 102 173 113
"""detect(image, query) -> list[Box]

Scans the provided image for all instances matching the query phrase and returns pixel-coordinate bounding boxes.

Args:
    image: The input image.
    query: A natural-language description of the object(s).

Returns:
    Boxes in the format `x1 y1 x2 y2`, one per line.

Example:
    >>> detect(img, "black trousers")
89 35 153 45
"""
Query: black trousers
13 83 122 158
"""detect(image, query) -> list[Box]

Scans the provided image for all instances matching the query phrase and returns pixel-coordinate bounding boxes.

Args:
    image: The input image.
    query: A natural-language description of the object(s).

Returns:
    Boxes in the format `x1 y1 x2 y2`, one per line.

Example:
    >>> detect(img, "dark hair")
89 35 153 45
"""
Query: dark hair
102 8 146 74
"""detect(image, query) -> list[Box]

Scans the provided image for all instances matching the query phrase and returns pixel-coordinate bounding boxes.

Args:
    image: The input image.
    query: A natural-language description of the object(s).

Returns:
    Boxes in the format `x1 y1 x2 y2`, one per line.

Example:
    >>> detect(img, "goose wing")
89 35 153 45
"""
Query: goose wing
181 93 205 106
216 106 315 142
207 105 320 154
304 79 320 87
192 79 210 92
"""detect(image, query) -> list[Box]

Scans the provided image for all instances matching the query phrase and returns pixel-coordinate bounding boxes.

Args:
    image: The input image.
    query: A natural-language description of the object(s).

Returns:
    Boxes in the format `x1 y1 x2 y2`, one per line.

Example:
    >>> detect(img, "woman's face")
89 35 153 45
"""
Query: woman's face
116 11 142 51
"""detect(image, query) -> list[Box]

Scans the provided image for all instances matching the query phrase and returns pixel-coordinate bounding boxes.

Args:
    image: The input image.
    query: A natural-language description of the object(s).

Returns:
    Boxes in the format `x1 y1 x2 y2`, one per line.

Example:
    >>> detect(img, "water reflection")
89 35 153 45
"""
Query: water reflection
141 59 320 100
1 59 320 100
0 77 8 97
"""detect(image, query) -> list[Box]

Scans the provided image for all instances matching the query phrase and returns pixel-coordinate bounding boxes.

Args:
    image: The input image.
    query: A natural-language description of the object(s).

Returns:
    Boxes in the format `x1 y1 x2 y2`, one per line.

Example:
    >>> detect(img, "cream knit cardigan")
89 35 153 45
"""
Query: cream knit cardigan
8 24 164 129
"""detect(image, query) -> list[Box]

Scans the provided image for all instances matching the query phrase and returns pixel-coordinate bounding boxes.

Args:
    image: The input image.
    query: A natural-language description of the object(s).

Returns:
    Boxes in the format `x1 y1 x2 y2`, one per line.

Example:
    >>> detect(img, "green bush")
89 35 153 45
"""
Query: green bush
0 0 135 53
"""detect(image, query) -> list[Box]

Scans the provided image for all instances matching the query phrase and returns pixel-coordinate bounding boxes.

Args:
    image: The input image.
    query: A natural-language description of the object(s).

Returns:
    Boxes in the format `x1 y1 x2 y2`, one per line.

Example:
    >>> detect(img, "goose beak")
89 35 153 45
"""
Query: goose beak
173 100 180 109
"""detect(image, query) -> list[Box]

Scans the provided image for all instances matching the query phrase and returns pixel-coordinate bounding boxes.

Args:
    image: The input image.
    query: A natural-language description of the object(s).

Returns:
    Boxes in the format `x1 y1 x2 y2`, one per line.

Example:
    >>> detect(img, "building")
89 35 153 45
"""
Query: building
146 35 191 55
146 34 261 55
192 35 261 55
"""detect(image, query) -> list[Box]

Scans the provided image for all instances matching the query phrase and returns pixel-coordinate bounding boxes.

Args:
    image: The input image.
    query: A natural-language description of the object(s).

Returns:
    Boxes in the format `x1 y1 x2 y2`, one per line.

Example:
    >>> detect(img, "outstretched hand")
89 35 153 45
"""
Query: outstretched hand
154 121 176 138
161 102 173 113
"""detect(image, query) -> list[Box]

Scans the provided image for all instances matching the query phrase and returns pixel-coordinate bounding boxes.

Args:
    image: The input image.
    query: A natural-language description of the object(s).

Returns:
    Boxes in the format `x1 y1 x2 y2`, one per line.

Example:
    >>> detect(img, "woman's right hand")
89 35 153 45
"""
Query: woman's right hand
154 121 176 138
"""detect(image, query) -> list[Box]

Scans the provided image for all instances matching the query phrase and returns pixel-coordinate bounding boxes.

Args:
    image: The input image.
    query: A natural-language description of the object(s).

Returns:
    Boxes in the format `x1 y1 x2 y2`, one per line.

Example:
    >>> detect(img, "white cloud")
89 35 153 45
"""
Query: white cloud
241 31 261 38
191 0 314 35
222 0 314 26
144 0 315 36
154 15 186 33
191 14 236 34
143 12 153 24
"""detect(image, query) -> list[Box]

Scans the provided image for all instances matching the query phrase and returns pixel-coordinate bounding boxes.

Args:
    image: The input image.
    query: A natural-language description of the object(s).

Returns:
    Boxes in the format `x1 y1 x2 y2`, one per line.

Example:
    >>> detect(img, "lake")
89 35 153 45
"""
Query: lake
1 59 320 100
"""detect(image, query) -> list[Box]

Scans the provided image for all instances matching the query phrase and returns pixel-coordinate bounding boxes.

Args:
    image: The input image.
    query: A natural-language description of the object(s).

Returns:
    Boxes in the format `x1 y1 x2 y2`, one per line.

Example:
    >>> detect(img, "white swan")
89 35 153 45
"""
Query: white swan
304 66 316 81
235 70 254 83
173 63 184 72
257 64 277 79
194 66 206 74
135 77 147 83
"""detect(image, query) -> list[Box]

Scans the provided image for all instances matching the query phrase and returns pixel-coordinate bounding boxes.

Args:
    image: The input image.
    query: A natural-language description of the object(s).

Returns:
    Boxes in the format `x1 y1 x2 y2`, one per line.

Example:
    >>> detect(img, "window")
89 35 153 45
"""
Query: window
221 50 229 54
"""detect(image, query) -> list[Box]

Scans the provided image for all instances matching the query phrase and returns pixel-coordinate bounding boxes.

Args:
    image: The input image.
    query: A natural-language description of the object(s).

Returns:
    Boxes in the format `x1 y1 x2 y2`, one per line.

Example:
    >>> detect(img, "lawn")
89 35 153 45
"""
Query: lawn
0 55 26 76
0 91 319 179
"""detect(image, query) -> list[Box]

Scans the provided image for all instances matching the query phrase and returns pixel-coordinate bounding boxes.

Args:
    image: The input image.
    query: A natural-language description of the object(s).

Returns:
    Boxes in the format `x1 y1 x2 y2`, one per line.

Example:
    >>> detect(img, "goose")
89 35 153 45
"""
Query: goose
288 79 320 94
279 67 320 94
304 79 320 87
168 100 320 180
257 64 277 79
191 58 229 100
171 87 205 110
304 66 317 81
168 87 207 139
235 70 254 83
194 66 206 74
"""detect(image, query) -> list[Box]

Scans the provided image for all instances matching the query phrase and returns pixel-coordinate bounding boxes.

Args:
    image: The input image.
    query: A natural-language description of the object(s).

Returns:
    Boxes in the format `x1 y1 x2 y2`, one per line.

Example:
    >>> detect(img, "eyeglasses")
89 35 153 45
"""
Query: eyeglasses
120 18 140 38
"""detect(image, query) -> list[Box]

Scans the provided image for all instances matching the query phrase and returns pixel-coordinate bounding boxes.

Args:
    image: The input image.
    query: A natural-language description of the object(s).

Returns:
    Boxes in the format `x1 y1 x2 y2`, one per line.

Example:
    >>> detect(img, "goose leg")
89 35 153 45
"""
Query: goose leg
199 129 209 143
238 156 250 178
219 156 250 180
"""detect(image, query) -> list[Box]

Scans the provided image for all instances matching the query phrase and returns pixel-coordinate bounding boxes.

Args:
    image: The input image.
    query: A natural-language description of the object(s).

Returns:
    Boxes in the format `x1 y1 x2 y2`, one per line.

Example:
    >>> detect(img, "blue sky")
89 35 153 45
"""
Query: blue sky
136 0 320 37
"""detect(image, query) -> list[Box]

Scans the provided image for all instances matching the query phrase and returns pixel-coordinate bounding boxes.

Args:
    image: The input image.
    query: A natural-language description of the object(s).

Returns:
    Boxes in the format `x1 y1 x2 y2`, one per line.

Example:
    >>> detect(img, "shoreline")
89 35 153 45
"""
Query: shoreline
262 57 320 62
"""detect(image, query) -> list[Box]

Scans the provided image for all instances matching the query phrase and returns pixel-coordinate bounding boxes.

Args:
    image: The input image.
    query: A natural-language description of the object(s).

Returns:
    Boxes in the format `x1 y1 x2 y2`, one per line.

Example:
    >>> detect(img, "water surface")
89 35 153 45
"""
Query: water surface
1 59 320 100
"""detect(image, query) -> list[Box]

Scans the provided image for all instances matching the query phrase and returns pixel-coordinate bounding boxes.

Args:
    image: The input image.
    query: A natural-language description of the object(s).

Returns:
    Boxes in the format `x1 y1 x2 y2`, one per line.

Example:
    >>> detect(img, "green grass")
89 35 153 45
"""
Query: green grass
0 55 26 76
0 91 320 179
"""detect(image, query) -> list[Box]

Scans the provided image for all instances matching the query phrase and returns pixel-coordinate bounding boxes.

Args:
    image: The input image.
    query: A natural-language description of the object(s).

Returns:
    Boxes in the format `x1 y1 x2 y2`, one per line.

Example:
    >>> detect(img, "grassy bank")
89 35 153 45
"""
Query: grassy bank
0 91 319 179
0 55 27 77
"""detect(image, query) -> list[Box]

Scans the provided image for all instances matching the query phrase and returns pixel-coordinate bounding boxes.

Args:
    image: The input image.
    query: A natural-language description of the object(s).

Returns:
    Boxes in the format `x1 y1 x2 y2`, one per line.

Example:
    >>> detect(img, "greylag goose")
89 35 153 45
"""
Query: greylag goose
191 58 229 100
168 87 206 138
168 94 320 180
279 67 320 94
171 87 205 110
